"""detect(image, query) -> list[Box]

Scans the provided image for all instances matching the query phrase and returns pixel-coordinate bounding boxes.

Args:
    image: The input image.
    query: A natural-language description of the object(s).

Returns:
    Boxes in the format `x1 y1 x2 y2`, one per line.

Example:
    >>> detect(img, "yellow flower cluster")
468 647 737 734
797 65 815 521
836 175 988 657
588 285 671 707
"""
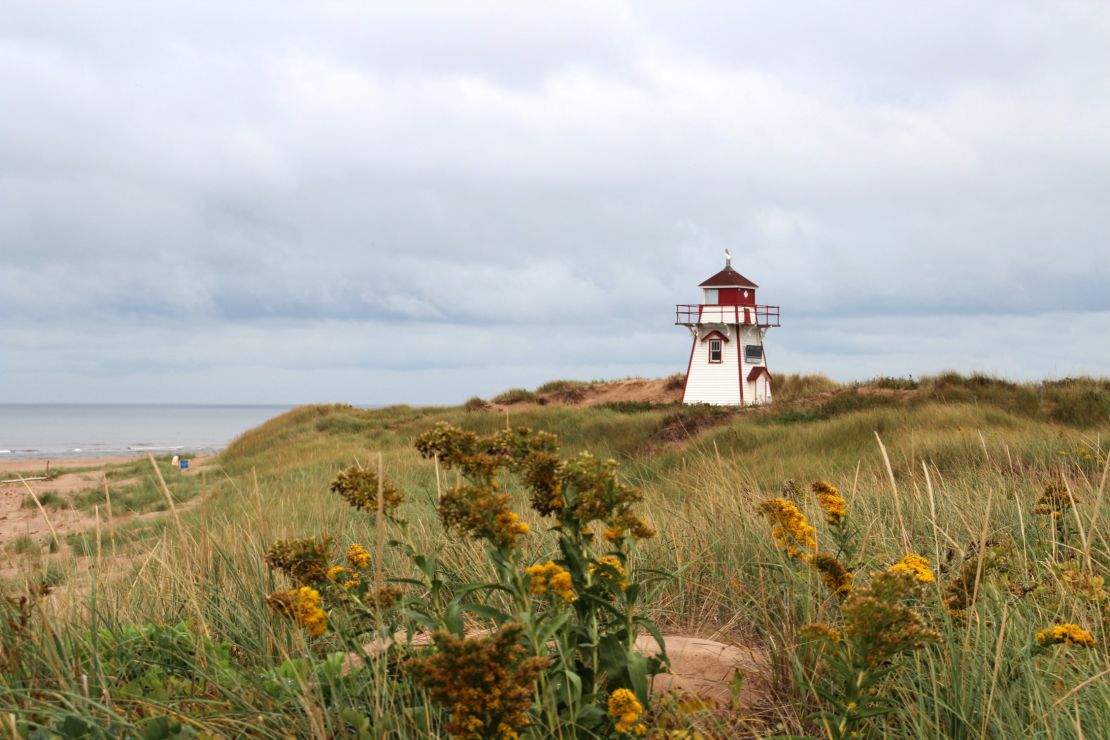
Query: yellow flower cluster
439 483 530 550
608 688 646 735
758 498 817 560
1032 483 1075 519
326 564 359 590
295 587 328 636
889 554 934 583
266 586 328 637
590 556 628 590
496 510 530 539
1036 623 1095 648
347 543 371 570
800 622 842 643
330 466 404 519
812 480 846 525
526 561 576 602
404 623 549 740
811 553 853 597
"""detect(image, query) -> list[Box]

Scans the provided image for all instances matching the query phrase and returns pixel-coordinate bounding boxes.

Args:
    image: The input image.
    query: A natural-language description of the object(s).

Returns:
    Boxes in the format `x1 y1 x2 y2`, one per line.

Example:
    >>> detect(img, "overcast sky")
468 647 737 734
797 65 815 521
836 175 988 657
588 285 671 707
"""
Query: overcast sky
2 2 1108 404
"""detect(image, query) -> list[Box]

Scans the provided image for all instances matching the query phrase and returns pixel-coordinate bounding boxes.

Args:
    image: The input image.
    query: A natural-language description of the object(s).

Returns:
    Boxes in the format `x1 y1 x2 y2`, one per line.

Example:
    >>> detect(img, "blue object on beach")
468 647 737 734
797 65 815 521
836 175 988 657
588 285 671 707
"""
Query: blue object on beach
180 459 189 470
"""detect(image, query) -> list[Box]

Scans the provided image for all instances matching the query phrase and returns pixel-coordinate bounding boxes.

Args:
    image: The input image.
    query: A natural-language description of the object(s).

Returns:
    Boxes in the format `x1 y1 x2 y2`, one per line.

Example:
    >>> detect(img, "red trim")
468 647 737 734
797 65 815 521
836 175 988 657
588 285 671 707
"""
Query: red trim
680 335 696 402
707 338 723 364
698 267 758 289
761 340 772 396
675 304 780 327
737 341 745 405
747 366 772 381
699 330 729 343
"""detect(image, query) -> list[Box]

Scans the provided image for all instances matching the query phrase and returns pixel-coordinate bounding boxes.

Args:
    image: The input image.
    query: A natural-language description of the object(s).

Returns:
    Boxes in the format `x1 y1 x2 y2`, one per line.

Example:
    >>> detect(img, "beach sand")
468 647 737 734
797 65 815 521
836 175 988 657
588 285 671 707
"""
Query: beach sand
0 454 211 546
0 455 140 476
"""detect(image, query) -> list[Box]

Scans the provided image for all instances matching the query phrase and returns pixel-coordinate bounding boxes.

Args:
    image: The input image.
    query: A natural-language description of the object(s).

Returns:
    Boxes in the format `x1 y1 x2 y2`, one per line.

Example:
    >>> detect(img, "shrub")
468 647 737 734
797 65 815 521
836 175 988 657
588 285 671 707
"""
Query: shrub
662 373 686 392
1048 388 1110 427
264 422 667 737
870 375 920 390
535 379 587 394
491 388 538 405
773 373 841 403
462 396 489 411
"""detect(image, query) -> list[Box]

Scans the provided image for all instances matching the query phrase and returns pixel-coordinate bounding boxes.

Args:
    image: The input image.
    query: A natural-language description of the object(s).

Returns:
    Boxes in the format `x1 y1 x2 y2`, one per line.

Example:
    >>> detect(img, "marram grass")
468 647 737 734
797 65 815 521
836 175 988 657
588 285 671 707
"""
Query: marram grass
1 377 1108 738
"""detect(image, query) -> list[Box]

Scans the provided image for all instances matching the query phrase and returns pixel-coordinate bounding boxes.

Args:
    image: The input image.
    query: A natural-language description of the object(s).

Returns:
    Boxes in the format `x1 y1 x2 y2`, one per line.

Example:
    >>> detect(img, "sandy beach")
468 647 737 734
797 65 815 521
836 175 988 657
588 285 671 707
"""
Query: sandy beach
0 454 212 548
0 455 142 477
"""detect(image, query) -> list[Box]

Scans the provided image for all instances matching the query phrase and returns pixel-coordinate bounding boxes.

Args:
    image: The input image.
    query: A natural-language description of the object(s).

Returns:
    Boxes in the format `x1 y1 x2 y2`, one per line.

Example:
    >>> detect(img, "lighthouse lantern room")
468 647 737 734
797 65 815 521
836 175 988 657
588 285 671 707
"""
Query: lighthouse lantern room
675 251 781 406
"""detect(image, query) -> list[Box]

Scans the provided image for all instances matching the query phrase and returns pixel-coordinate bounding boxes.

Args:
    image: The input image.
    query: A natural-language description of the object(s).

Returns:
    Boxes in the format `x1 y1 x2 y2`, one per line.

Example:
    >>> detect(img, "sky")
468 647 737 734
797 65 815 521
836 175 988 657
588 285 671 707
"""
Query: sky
2 1 1109 405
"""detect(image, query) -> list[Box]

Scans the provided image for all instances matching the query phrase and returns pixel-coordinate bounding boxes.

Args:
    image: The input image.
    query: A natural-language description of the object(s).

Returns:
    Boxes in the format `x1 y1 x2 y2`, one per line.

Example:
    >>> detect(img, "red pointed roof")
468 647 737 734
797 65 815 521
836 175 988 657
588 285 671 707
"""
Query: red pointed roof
698 265 758 289
747 366 772 381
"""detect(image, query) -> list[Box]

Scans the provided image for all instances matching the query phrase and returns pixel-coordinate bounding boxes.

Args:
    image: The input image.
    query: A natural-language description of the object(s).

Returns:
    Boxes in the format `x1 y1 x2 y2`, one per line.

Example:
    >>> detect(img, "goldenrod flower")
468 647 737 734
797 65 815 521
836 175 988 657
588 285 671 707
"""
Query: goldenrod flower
266 586 328 637
800 622 842 643
1036 623 1095 648
439 484 530 550
603 525 624 542
265 536 333 585
1032 483 1075 518
347 543 371 570
496 510 529 538
758 498 817 560
811 553 853 597
404 623 549 740
889 553 934 583
590 555 628 590
326 564 360 590
812 480 846 525
330 466 404 519
525 561 577 602
603 512 655 542
608 688 646 735
841 572 939 662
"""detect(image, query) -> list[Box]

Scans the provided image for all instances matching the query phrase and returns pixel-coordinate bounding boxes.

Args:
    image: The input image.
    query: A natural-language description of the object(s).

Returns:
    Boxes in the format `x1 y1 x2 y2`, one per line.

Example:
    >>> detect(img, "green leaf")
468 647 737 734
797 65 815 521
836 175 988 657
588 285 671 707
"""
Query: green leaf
536 610 572 644
444 601 464 636
626 650 650 703
574 703 607 726
400 608 439 631
634 617 668 667
460 602 511 624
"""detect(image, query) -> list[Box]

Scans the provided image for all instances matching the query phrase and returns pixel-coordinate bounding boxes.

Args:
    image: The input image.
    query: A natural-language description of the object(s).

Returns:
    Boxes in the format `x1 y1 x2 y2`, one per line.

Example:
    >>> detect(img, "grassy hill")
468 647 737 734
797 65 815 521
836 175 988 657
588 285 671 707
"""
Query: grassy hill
3 373 1109 738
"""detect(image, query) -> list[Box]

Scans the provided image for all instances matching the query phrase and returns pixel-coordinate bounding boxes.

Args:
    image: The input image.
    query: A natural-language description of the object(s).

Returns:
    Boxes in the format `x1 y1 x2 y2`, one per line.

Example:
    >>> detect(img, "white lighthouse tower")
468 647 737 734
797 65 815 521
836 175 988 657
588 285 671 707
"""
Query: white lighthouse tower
675 251 781 406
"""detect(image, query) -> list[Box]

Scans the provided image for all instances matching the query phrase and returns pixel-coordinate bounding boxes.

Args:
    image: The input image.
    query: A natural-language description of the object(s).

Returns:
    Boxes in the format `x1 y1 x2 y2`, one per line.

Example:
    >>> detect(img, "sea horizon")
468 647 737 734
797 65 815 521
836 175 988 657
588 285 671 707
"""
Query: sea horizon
0 402 296 460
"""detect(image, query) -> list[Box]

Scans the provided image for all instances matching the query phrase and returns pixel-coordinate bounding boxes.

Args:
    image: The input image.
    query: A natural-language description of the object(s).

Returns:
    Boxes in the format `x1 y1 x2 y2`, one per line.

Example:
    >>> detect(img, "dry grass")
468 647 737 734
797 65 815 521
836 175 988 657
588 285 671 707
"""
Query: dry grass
2 375 1109 737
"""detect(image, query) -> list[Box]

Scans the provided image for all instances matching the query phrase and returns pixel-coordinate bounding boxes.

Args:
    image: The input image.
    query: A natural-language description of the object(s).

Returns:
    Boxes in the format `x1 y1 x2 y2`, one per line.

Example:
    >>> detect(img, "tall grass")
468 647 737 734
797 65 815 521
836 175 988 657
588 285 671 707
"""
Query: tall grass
2 377 1108 736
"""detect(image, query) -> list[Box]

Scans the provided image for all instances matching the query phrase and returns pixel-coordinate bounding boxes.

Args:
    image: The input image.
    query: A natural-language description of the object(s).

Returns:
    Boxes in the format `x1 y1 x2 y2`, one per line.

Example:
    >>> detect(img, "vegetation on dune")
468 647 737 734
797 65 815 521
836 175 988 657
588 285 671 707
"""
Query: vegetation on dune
1 373 1109 737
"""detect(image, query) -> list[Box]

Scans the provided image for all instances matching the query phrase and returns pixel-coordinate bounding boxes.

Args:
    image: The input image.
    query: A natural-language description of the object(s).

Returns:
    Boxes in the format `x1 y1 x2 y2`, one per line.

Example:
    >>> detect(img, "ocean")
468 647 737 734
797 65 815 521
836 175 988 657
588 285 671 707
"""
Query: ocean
0 404 291 460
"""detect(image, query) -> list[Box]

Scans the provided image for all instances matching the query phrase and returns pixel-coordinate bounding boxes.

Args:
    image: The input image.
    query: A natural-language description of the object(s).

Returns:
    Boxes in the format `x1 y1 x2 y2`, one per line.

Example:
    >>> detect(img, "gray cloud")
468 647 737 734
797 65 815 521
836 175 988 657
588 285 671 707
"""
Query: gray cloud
2 1 1109 403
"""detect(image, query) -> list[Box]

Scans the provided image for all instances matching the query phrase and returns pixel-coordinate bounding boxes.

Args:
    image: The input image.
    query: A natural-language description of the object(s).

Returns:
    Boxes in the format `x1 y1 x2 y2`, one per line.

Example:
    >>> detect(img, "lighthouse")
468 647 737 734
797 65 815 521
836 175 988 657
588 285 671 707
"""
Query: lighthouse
675 251 781 406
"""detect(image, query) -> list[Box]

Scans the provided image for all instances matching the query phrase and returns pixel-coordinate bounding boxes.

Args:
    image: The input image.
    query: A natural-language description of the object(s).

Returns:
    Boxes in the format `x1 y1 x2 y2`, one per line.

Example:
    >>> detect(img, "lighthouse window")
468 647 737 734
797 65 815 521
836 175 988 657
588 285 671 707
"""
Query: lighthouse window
708 339 723 363
745 345 763 363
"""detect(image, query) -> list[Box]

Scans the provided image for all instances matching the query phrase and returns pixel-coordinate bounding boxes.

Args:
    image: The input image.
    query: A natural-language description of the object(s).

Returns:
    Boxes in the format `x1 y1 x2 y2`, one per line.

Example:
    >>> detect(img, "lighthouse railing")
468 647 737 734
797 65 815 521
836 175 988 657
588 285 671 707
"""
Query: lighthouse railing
674 304 781 327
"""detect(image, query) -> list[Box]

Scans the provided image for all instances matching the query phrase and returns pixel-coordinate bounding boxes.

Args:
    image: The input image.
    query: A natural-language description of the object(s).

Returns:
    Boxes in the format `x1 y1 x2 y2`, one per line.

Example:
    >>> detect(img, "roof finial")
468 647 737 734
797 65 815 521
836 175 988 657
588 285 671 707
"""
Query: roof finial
724 248 732 268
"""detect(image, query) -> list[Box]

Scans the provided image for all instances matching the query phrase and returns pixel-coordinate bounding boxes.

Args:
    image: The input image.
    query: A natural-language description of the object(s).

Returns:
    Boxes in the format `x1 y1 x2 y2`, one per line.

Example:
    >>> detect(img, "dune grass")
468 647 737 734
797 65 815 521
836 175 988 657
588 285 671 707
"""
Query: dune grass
1 374 1108 737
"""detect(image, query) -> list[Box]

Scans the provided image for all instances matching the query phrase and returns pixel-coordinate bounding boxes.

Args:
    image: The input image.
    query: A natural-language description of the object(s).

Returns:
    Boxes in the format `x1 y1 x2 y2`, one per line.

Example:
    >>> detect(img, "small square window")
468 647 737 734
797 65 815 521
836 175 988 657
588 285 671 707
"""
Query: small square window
709 339 723 363
745 345 763 363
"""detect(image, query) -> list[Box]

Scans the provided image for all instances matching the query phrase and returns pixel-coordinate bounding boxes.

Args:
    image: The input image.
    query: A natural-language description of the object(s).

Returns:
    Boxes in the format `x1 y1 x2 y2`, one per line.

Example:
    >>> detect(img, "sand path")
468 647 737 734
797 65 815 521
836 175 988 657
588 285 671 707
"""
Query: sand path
0 455 212 546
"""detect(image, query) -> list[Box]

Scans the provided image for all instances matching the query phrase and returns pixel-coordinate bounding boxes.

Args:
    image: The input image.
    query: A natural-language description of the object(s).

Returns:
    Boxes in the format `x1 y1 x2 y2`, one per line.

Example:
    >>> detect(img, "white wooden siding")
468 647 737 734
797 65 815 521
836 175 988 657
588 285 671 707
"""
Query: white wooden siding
683 330 741 405
684 324 773 406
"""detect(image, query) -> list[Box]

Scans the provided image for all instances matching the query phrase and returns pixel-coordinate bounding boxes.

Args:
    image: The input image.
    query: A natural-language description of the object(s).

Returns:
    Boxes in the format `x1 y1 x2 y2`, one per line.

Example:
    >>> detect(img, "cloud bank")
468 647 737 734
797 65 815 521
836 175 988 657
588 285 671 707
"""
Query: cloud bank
2 1 1108 403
